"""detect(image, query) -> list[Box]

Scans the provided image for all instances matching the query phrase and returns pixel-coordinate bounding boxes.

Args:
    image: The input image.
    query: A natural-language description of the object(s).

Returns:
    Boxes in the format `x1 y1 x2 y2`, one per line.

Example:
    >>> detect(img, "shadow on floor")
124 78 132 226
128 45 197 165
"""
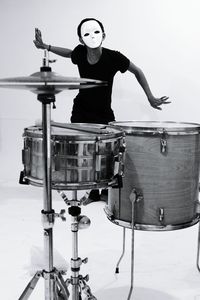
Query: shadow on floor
95 286 178 300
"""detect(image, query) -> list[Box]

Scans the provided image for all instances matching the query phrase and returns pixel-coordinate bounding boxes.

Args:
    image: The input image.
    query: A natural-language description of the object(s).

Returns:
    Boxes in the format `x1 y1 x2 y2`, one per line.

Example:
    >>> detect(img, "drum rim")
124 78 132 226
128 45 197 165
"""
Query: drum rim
24 175 117 190
110 120 200 135
104 206 200 231
23 123 124 140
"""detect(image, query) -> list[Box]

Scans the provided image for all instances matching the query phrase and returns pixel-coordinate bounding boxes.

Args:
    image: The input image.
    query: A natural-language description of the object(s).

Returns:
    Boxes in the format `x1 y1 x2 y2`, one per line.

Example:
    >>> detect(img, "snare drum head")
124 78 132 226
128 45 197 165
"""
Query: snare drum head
111 121 200 135
24 123 123 140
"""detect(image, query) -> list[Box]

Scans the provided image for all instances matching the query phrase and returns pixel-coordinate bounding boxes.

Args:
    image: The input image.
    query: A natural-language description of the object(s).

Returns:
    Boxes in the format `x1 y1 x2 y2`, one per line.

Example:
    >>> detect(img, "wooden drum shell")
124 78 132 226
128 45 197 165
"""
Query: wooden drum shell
107 121 200 231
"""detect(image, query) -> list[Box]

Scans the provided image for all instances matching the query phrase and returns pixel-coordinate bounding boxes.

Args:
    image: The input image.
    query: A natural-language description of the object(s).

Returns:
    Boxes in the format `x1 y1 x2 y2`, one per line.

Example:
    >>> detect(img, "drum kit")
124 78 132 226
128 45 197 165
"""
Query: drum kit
1 50 200 300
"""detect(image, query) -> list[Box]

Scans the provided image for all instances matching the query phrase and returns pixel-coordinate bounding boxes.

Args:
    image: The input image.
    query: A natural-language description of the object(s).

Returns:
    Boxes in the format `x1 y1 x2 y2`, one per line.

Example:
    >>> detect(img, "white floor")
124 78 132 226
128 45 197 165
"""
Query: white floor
1 180 200 300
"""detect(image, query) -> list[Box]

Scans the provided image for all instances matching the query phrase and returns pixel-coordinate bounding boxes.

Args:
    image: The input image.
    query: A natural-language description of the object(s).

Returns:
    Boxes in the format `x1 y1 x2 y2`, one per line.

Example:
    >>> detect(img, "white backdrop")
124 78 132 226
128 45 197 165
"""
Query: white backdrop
0 0 200 181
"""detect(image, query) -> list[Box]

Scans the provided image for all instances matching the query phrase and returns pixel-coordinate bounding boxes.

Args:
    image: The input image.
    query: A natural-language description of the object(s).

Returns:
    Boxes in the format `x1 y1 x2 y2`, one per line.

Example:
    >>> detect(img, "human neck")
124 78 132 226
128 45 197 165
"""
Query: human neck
86 47 102 65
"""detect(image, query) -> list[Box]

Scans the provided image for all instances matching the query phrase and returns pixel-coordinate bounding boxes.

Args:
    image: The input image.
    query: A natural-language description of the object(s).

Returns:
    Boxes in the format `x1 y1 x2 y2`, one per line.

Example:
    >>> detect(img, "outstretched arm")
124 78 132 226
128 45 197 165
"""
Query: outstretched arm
33 28 72 58
128 61 170 110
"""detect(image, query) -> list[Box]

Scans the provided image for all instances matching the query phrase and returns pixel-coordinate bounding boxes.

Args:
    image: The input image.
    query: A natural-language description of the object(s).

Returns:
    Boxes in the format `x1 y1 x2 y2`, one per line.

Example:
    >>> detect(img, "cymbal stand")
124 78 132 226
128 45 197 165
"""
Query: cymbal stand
58 190 97 300
19 52 69 300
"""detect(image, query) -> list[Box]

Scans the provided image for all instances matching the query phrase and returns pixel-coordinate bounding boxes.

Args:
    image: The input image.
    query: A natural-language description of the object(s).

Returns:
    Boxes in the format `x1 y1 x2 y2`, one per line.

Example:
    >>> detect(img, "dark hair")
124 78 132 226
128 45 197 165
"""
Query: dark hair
77 18 105 38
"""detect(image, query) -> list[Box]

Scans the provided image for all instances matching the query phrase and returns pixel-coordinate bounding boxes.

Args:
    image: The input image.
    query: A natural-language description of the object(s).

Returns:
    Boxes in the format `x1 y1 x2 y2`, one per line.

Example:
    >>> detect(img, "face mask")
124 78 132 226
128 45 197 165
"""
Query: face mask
80 20 103 48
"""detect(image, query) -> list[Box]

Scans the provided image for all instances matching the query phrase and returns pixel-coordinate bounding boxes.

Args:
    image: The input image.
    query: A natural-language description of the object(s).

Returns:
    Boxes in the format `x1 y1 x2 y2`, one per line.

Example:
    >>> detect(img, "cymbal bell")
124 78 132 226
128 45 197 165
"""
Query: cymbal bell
0 71 106 94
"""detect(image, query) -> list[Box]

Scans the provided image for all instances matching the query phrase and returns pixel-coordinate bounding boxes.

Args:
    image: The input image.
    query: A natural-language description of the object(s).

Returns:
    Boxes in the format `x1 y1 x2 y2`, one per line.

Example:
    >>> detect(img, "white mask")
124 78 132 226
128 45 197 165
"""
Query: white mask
80 20 104 48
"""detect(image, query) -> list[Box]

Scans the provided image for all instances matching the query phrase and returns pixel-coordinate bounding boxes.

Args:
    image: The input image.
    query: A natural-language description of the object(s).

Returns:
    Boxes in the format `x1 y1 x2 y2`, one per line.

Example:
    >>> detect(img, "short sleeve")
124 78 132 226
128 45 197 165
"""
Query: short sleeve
114 51 130 73
71 44 85 65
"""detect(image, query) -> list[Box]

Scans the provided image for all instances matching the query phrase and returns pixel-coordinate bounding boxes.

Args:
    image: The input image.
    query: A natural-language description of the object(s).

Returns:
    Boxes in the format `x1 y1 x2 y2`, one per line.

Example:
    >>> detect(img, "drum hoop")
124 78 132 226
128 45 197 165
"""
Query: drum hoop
23 125 123 140
24 176 117 190
110 121 200 136
104 206 200 231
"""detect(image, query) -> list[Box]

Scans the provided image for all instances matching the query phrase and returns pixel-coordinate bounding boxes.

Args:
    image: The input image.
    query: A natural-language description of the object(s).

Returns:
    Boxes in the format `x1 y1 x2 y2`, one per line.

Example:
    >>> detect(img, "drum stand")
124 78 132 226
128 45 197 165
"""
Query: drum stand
19 91 71 300
19 71 97 299
58 190 97 300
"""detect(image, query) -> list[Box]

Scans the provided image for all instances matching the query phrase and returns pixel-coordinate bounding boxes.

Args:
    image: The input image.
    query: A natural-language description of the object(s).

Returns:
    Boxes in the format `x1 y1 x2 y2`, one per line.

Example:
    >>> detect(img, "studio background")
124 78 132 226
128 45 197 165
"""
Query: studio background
0 0 200 182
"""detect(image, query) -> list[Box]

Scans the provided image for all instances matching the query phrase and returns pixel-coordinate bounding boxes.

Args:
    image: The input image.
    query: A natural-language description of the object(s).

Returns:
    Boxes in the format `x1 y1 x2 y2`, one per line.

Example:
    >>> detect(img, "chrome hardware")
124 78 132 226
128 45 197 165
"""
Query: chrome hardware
41 210 55 229
95 137 101 181
159 129 168 153
22 148 30 165
71 257 82 269
159 207 165 222
77 215 91 230
114 140 126 176
161 138 167 153
54 209 66 222
53 141 60 171
82 274 89 282
95 154 101 172
129 188 143 203
82 257 88 264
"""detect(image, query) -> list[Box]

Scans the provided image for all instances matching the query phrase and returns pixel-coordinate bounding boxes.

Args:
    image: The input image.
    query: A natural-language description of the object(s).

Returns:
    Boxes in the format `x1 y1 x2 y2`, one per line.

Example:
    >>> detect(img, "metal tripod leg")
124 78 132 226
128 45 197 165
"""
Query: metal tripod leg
79 276 97 300
115 227 126 274
18 269 70 300
127 189 136 300
196 220 200 272
54 269 70 299
18 271 42 300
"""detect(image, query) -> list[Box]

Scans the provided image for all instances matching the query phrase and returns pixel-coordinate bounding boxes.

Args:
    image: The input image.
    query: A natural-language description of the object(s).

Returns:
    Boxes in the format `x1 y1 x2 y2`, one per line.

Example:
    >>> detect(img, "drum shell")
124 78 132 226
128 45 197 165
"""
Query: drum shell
22 124 124 190
108 122 200 230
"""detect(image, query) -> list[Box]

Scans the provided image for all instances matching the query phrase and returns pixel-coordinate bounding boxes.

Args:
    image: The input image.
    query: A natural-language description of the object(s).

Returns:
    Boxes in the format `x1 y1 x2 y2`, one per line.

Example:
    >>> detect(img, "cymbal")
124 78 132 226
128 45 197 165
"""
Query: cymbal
0 71 106 94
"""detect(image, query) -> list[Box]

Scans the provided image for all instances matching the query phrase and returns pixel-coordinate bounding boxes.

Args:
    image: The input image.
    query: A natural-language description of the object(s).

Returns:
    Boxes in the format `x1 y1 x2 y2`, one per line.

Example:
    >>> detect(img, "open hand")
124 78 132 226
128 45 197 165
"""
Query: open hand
149 96 170 110
33 28 46 49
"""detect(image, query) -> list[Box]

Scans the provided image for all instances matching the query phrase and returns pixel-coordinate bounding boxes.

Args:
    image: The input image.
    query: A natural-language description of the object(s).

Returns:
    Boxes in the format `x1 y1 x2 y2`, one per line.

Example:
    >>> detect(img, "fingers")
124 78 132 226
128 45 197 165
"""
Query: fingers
35 28 42 42
33 28 44 49
161 96 169 100
35 28 41 37
150 96 170 110
153 105 162 110
160 96 171 104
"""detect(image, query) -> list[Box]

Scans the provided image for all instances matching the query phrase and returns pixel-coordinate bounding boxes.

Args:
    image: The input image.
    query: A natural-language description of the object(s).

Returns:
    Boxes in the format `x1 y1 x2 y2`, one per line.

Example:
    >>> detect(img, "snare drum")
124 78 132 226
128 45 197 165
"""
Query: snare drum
22 123 124 190
105 121 200 231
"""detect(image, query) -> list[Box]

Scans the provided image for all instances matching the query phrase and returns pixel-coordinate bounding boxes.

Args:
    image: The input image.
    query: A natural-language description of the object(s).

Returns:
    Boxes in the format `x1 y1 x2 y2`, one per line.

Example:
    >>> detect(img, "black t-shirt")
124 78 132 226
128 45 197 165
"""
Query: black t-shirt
71 44 130 124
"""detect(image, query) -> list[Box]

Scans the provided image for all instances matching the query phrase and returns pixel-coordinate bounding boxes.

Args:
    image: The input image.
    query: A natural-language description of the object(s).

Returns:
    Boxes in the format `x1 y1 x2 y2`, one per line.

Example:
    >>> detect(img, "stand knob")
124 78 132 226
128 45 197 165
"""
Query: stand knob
82 257 88 264
77 215 91 230
55 209 66 221
83 274 89 282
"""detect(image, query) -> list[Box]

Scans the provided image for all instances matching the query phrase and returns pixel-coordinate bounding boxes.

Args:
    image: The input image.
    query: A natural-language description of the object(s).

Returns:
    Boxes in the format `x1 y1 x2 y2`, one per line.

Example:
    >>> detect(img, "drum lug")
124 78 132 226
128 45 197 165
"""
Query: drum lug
95 137 102 181
159 129 168 154
95 154 101 172
53 141 60 171
159 207 165 223
54 154 60 171
114 143 126 177
22 148 30 165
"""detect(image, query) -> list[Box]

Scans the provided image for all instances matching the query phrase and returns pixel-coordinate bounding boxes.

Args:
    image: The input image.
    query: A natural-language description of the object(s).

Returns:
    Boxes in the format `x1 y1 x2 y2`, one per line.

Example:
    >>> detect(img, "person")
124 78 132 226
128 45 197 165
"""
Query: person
33 17 170 204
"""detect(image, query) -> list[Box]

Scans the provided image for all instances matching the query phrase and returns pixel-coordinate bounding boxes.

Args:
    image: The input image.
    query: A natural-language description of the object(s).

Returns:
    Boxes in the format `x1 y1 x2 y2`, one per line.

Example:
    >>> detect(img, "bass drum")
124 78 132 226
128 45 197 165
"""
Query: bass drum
22 123 124 190
106 121 200 231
